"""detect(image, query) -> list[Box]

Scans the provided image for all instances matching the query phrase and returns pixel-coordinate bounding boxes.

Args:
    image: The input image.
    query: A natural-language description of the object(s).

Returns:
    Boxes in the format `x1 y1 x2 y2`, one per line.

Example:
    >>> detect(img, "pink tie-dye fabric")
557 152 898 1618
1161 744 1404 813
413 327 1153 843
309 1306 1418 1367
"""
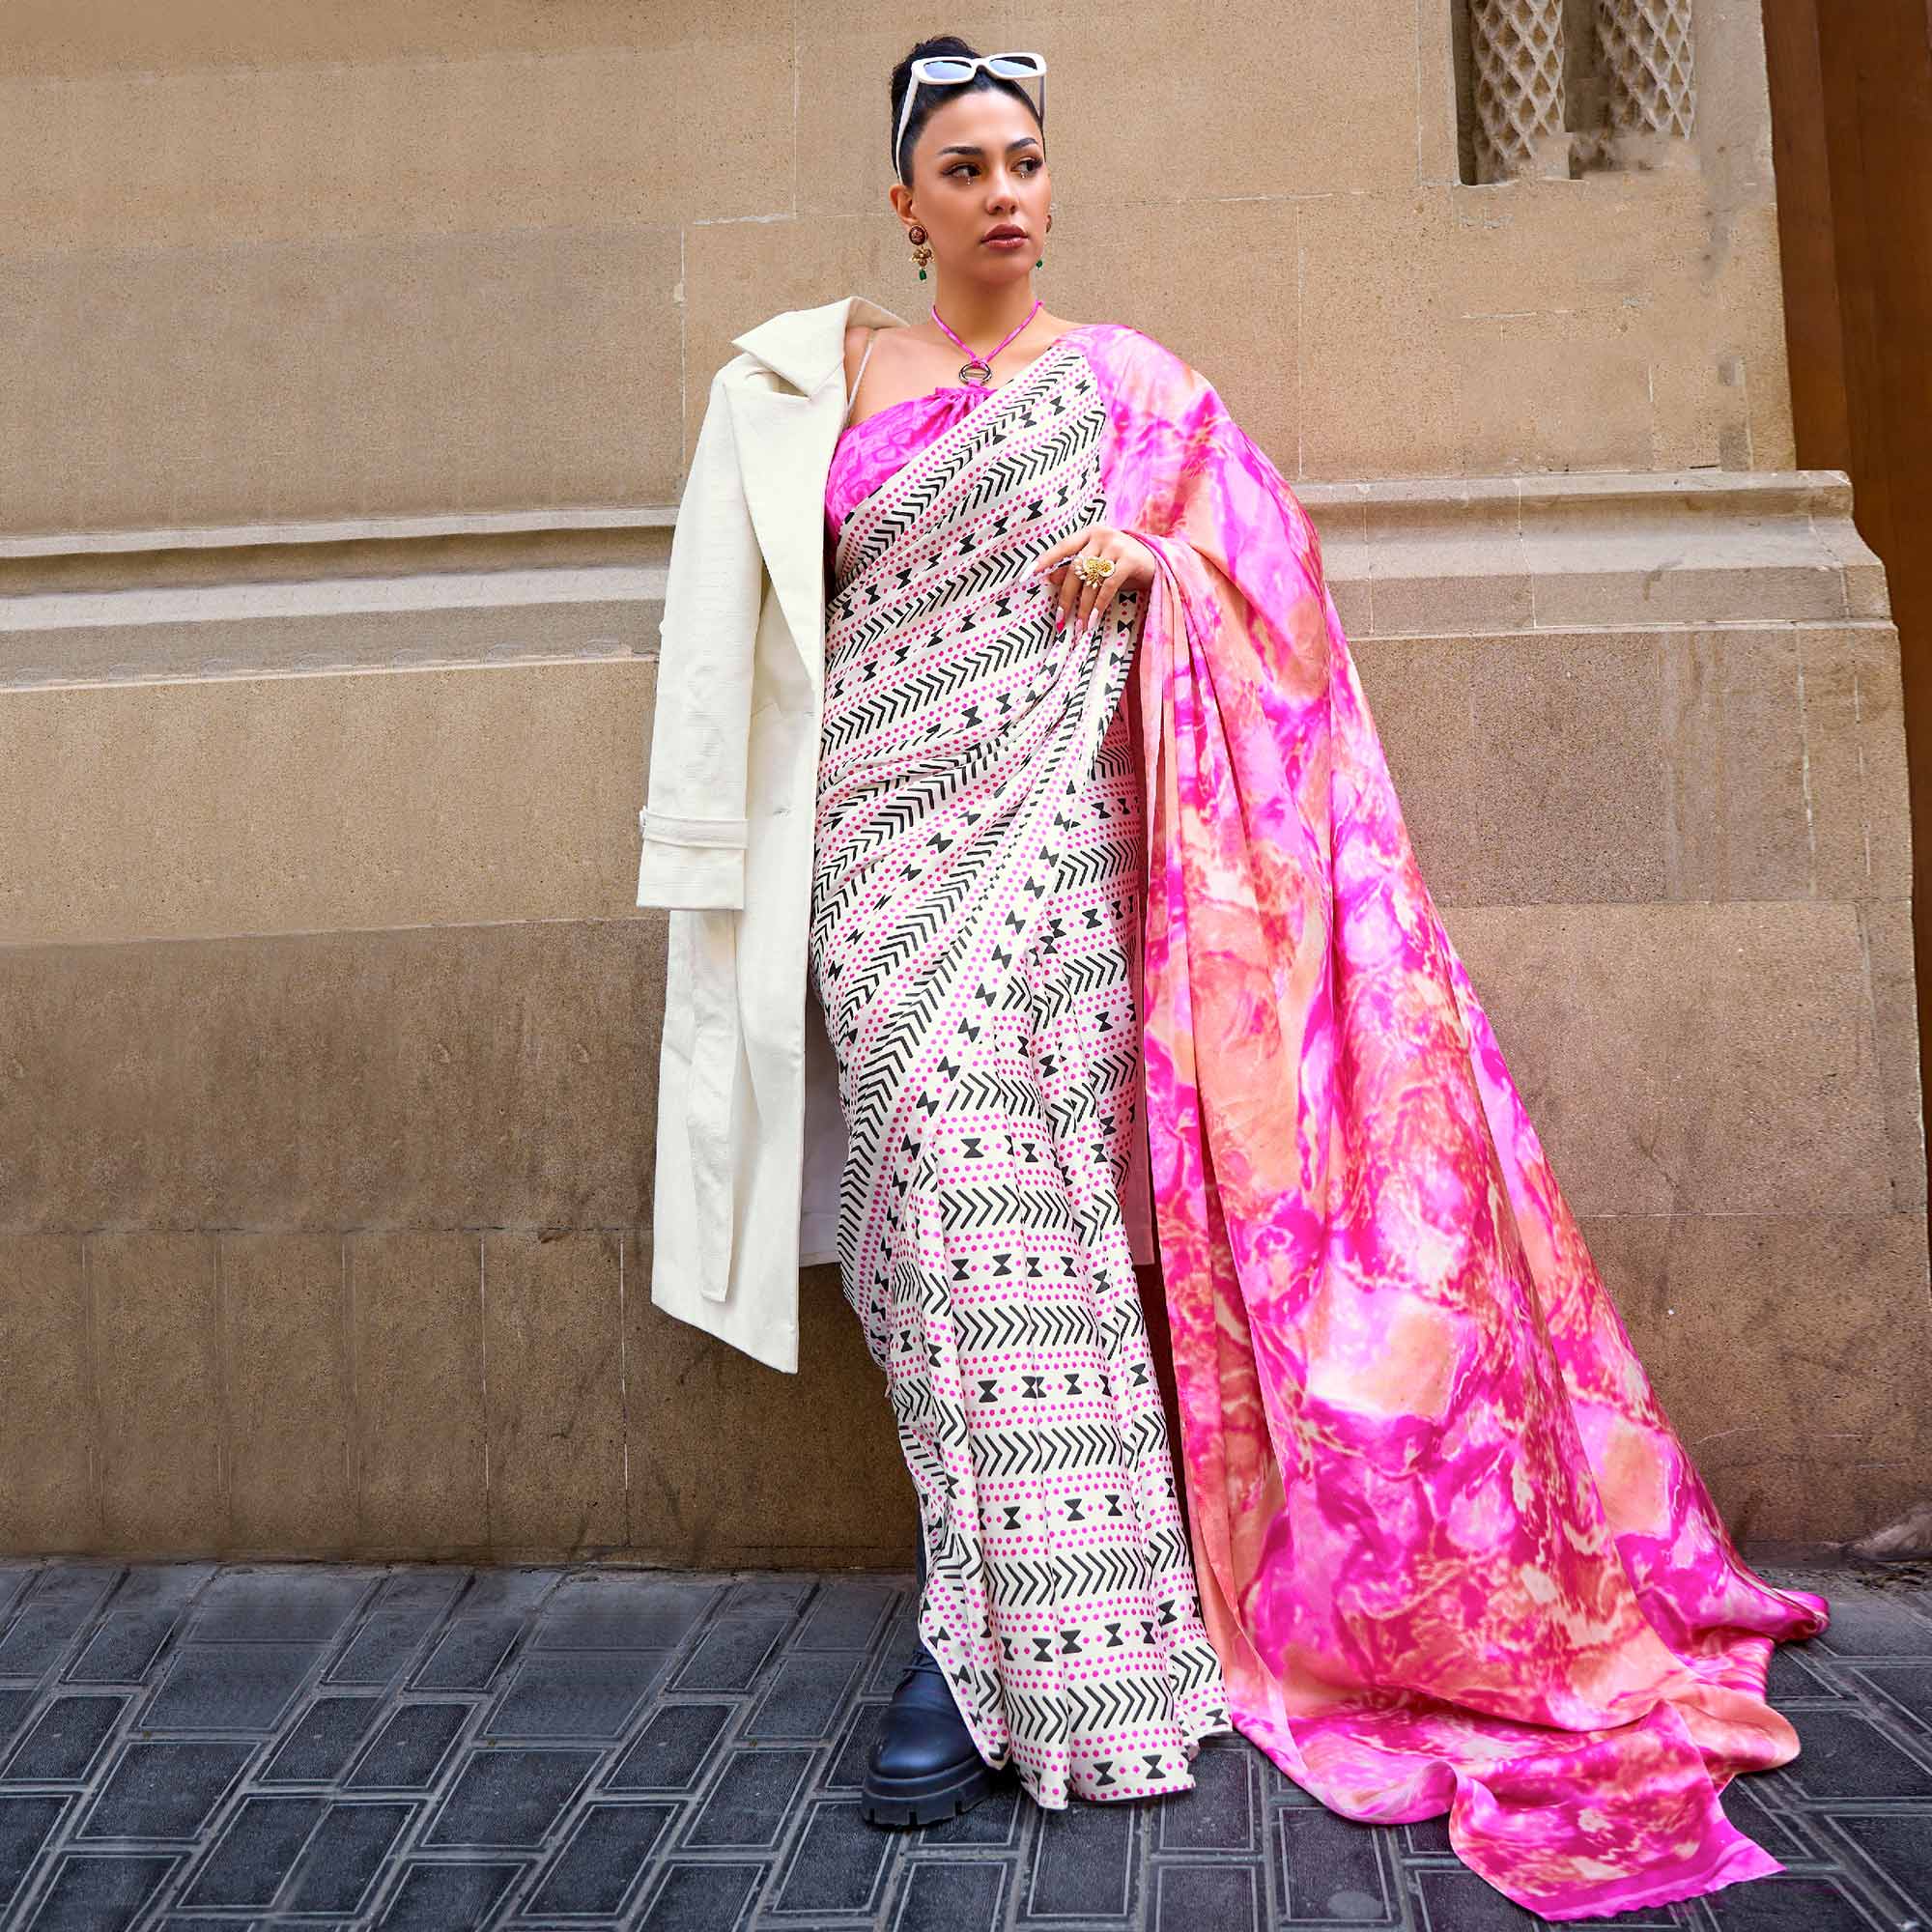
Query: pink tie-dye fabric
1072 322 1832 1922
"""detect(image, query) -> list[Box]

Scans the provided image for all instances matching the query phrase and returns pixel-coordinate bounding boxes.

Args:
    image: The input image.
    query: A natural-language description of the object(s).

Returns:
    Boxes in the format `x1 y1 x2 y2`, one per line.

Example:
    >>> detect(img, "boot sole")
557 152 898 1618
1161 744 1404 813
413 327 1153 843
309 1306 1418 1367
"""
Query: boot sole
859 1758 1015 1828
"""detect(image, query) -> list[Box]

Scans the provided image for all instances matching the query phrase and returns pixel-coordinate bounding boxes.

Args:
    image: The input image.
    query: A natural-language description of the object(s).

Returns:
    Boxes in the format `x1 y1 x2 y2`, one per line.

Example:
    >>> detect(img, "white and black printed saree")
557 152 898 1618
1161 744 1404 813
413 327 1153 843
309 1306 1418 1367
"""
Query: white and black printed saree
810 326 1230 1808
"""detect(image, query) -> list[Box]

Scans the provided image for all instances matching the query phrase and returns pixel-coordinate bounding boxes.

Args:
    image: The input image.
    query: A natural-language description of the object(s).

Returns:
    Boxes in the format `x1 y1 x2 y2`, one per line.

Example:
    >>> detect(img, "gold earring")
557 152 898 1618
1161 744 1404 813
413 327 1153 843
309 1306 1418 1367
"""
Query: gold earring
908 225 933 279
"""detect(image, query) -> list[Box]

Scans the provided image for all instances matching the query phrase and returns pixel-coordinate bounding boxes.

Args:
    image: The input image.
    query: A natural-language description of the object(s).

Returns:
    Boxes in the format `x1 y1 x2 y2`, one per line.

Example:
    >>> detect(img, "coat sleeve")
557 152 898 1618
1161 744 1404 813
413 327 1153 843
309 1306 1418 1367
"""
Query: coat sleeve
637 366 760 911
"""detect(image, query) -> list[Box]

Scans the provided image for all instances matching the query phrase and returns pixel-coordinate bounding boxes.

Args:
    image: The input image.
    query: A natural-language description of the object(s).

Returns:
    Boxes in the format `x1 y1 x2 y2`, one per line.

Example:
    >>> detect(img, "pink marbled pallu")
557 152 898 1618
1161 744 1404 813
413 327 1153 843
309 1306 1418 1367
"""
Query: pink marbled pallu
1075 324 1832 1923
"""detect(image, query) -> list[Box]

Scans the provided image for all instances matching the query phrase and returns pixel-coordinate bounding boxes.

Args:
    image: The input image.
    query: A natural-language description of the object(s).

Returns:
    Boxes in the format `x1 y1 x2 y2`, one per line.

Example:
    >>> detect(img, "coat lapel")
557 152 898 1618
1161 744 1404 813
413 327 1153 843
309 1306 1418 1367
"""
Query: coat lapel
724 295 909 692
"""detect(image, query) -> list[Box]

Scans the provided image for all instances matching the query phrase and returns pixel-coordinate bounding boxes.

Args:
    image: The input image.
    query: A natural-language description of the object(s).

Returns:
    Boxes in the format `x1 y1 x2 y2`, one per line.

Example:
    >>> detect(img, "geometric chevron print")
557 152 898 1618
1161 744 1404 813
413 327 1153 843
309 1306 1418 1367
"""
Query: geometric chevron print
810 338 1232 1808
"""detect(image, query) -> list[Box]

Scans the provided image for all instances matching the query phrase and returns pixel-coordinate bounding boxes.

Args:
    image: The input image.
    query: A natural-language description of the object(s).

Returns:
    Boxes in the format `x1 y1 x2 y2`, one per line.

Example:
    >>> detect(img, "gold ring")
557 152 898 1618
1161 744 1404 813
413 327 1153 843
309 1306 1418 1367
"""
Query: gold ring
1073 554 1116 586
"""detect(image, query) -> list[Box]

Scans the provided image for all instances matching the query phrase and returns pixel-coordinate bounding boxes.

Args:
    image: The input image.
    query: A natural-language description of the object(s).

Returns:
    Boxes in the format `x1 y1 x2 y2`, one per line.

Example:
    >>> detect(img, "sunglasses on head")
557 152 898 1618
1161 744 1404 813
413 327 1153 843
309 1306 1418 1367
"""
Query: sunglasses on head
894 51 1048 185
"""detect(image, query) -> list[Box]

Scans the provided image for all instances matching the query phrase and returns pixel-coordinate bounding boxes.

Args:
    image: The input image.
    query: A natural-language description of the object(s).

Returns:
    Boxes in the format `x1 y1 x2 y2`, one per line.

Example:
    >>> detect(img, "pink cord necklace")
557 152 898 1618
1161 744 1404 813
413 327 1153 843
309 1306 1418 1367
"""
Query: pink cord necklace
931 297 1042 386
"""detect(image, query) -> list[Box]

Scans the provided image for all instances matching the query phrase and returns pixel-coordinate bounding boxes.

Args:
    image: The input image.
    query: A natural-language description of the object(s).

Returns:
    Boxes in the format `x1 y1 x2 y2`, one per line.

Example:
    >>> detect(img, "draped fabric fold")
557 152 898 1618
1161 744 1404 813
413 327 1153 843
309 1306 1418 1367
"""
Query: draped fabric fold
1076 325 1830 1922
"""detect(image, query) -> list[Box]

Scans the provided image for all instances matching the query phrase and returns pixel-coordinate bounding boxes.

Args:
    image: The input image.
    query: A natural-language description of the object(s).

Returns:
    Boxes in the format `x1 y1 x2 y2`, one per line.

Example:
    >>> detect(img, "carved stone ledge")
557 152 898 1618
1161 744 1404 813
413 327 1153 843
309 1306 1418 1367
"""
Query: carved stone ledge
0 470 1890 689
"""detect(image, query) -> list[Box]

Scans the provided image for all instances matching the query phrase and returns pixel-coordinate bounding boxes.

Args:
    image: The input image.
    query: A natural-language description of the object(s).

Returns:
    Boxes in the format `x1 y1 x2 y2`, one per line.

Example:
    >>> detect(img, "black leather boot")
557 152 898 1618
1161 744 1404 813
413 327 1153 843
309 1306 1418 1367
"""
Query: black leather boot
859 1532 1014 1827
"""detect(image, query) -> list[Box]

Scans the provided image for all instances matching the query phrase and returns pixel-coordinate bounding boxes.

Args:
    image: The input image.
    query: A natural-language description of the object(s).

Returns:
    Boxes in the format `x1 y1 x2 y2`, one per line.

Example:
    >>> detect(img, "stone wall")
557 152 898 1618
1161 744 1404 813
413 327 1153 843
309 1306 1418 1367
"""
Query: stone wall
0 1 1922 1561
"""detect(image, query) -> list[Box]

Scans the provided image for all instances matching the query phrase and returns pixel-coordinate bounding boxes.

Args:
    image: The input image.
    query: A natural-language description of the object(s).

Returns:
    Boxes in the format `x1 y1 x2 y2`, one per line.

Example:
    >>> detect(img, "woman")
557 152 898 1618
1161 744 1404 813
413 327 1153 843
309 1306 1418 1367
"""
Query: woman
812 41 1236 1834
655 33 1834 1923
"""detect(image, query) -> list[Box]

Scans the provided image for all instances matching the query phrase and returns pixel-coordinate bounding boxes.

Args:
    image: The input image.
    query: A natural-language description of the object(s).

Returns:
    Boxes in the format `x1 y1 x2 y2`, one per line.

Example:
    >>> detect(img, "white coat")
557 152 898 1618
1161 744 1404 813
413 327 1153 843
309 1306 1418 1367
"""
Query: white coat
637 293 1152 1374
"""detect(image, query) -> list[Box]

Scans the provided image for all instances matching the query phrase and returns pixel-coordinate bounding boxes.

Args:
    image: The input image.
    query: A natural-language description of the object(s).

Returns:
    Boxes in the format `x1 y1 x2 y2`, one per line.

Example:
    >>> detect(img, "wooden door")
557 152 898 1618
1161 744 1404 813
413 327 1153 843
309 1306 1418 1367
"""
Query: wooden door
1763 0 1932 1201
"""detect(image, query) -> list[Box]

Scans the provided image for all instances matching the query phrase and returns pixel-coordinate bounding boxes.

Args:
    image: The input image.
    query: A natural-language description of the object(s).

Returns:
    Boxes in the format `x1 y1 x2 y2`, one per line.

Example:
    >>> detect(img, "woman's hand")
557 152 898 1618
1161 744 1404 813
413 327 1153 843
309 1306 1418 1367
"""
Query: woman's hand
1029 525 1160 636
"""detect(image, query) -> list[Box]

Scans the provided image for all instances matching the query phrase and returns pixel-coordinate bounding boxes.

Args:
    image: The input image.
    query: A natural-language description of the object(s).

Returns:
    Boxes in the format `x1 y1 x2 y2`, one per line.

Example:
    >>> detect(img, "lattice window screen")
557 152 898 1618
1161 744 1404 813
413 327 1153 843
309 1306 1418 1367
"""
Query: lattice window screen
1469 0 1567 182
1457 0 1695 181
1597 0 1696 137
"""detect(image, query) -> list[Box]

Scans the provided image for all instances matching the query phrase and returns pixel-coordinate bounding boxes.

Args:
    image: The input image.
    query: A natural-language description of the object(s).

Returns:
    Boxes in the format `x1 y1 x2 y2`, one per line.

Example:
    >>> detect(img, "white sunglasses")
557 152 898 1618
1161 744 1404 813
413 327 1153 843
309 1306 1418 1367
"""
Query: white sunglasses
894 51 1048 185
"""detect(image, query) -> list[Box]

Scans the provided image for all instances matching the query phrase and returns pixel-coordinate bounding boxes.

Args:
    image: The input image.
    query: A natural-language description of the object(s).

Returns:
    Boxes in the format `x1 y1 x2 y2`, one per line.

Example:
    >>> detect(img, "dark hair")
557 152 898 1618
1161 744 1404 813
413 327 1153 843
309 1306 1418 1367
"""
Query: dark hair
890 36 1044 186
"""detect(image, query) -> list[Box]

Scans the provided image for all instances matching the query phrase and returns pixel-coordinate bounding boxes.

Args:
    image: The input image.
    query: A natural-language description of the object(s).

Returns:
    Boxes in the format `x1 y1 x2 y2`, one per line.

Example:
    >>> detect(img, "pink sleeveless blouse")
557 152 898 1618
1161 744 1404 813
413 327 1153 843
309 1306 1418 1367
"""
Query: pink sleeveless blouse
824 384 994 543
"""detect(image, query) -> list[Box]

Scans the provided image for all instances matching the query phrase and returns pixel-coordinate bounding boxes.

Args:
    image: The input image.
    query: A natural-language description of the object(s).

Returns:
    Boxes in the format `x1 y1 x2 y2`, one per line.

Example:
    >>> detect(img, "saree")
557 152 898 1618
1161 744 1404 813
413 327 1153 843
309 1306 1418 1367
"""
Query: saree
811 318 1830 1917
811 327 1232 1808
1077 321 1833 1920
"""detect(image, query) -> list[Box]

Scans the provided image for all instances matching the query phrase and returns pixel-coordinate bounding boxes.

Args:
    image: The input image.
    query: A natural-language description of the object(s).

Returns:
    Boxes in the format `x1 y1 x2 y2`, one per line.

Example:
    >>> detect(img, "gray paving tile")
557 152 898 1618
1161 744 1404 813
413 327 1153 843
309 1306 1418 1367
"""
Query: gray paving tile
670 1615 790 1694
745 1650 867 1742
485 1647 668 1739
62 1565 213 1687
0 1690 35 1756
1828 1811 1932 1919
410 1613 526 1691
720 1577 814 1618
635 1860 765 1931
420 1745 601 1847
1416 1864 1694 1929
827 1699 889 1793
1766 1642 1846 1700
1151 1861 1262 1932
866 1616 928 1698
1264 1753 1322 1807
454 1569 561 1615
1849 1660 1932 1734
188 1568 373 1643
64 1615 189 1688
375 1859 525 1928
894 1858 1010 1932
683 1747 815 1850
1718 1775 1815 1863
607 1700 738 1791
771 1796 897 1918
796 1579 900 1653
22 1850 178 1931
0 1796 67 1914
1 1693 127 1782
1700 1870 1894 1930
99 1565 216 1612
345 1699 473 1789
261 1693 385 1783
535 1574 720 1651
1155 1736 1256 1853
143 1642 322 1732
76 1740 253 1841
910 1778 1025 1850
327 1609 442 1687
1779 1706 1932 1799
371 1569 470 1617
524 1800 677 1915
0 1568 119 1677
1401 1814 1454 1859
177 1793 326 1910
1024 1797 1137 1921
1809 1593 1932 1659
1275 1804 1399 1925
283 1801 416 1913
0 1570 37 1623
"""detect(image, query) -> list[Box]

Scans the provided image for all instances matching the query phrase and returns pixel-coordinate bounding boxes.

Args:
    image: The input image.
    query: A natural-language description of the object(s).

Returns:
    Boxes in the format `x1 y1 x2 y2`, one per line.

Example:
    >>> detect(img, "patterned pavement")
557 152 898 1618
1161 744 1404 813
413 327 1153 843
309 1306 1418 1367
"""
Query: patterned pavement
0 1556 1925 1930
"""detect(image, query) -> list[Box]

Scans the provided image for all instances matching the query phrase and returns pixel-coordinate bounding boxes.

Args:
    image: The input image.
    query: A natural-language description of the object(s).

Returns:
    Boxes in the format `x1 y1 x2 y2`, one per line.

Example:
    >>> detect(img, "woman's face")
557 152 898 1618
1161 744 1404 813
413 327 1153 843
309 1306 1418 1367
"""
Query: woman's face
895 86 1049 288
